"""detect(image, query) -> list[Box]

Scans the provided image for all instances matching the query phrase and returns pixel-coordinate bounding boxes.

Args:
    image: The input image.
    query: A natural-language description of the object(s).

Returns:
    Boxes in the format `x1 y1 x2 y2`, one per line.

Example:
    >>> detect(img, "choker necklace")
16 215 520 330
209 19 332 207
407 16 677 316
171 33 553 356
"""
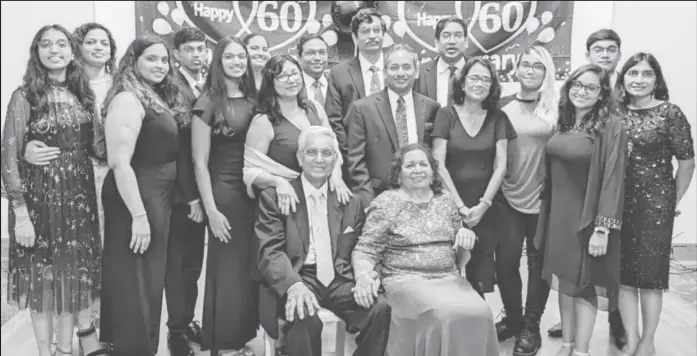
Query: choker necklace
515 96 537 104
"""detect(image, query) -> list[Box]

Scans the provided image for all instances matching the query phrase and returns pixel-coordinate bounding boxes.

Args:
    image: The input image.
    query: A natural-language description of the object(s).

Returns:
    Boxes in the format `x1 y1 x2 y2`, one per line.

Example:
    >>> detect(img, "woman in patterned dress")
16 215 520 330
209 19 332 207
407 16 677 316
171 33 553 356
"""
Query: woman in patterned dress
1 24 102 356
615 53 695 356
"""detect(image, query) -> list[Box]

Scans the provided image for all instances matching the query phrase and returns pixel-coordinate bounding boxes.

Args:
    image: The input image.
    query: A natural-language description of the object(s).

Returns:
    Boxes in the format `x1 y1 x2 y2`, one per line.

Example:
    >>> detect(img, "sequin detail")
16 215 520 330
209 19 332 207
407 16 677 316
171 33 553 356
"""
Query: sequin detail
595 215 622 230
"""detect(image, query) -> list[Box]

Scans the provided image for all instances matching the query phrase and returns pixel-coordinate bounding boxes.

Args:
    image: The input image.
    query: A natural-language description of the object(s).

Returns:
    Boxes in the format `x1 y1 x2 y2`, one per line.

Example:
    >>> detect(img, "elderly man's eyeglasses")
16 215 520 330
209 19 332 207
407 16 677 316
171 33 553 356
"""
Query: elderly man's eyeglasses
304 148 335 159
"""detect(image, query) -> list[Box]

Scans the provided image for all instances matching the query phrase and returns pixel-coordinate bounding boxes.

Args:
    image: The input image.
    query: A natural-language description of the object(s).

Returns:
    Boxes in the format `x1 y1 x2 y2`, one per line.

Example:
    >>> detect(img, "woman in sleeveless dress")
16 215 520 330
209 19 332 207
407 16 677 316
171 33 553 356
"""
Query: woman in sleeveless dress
191 36 259 356
1 25 102 356
99 35 190 356
244 54 352 214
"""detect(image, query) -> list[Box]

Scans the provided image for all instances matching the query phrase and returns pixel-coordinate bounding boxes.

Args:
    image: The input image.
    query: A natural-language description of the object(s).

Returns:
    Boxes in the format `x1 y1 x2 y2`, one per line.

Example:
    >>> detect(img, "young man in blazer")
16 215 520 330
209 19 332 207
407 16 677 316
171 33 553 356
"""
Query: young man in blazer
414 17 468 108
346 44 441 205
298 34 330 107
256 126 391 356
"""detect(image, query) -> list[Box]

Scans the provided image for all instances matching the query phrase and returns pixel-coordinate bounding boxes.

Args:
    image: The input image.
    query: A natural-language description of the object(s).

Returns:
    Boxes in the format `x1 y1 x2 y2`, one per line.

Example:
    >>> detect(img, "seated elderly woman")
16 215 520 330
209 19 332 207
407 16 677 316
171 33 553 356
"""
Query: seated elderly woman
351 143 499 356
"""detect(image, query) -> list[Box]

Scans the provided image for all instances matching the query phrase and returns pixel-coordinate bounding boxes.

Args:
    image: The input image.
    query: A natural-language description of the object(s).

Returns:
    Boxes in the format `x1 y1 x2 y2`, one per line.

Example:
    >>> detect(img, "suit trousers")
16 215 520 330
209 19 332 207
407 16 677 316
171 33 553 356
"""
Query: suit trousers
165 203 206 332
280 265 391 356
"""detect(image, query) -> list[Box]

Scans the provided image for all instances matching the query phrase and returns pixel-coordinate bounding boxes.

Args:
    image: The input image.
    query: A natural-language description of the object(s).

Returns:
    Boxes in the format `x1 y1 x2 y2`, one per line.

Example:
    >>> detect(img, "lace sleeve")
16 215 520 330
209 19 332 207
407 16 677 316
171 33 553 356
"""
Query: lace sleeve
1 89 32 208
352 194 391 277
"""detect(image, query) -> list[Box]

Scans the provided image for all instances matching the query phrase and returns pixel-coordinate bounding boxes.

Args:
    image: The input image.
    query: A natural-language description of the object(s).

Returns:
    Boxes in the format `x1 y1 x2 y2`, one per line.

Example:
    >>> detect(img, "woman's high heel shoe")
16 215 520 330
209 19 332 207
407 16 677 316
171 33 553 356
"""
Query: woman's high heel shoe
76 324 113 356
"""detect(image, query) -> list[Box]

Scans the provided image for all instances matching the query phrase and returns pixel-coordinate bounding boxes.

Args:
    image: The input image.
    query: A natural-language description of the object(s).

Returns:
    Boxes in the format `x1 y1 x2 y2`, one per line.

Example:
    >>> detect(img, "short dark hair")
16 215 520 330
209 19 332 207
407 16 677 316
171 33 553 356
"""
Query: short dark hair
586 29 621 51
173 27 206 49
434 17 468 40
384 44 418 69
297 34 327 56
615 52 669 105
388 144 445 195
350 8 386 35
242 33 269 48
453 57 502 110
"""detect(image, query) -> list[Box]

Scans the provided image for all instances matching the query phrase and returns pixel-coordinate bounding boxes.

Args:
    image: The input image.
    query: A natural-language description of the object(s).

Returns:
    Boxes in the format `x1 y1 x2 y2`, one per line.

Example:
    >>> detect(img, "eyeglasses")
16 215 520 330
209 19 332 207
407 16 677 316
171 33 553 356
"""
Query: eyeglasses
304 148 335 159
570 80 601 94
519 62 546 73
39 40 70 49
276 72 302 83
590 45 619 55
465 75 493 86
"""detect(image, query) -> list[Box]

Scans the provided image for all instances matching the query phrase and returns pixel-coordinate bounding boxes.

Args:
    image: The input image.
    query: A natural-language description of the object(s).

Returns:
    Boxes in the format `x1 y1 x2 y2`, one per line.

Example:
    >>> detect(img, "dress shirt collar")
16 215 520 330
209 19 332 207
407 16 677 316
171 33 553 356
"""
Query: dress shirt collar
301 174 328 202
437 56 466 74
303 71 327 89
179 67 204 89
359 52 384 74
387 88 414 107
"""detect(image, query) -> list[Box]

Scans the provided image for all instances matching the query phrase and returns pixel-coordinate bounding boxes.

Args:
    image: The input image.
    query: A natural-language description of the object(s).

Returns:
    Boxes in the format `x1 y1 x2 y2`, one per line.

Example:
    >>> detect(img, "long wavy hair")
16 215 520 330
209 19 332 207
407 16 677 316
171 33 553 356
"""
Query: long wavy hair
73 22 117 74
204 35 256 131
22 24 95 117
255 54 310 126
614 52 669 106
557 64 614 133
516 45 558 128
452 57 502 110
388 144 445 195
102 35 190 127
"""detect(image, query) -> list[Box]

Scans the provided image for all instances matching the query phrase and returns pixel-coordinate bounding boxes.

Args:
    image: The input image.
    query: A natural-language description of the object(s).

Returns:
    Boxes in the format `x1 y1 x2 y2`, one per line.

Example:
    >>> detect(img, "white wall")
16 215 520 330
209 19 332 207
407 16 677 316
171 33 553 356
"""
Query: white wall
1 1 696 242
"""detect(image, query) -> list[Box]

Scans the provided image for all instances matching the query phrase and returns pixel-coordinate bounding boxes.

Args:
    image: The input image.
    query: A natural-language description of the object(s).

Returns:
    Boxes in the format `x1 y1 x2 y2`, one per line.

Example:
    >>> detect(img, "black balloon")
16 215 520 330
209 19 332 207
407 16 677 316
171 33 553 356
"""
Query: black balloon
331 1 378 34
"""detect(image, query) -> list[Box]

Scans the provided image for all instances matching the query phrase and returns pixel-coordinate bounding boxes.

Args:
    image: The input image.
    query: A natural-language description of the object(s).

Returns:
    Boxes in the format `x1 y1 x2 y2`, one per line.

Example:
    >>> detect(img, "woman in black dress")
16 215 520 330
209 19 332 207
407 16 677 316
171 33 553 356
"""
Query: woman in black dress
615 53 695 356
191 36 258 356
100 35 190 356
431 57 516 298
1 24 102 356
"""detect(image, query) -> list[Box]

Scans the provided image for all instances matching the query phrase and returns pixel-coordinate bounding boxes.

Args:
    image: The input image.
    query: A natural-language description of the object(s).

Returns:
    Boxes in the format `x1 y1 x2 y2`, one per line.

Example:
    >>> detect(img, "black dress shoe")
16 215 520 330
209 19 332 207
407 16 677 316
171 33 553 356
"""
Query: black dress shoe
495 317 522 342
168 332 194 356
513 324 542 356
186 321 203 345
547 322 562 338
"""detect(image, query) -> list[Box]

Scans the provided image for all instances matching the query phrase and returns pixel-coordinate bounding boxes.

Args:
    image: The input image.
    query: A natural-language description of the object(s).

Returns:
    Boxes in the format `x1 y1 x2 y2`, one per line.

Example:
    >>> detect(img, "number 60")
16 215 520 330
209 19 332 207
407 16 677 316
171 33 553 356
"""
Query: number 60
257 1 303 32
478 1 525 34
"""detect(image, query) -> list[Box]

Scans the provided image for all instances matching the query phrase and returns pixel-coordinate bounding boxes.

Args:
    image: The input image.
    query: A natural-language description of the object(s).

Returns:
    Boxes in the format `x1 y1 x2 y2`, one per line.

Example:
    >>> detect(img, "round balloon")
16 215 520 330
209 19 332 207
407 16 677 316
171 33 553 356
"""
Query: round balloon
331 1 378 34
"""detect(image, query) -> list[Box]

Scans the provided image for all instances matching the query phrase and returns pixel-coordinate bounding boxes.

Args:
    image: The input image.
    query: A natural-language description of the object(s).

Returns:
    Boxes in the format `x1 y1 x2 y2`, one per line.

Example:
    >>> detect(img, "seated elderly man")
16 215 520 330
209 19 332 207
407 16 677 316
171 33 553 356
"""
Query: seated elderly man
255 126 391 356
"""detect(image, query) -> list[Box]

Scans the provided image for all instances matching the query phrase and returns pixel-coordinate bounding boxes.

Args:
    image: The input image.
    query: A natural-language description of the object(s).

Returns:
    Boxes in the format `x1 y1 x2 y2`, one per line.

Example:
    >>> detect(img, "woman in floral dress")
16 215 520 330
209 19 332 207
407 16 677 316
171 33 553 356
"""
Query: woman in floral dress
1 25 102 356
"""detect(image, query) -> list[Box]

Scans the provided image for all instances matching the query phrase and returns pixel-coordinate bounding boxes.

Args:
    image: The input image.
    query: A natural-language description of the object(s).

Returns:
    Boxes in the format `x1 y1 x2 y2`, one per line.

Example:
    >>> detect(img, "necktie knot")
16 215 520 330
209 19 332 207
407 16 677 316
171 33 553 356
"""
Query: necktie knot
313 80 322 89
398 96 405 105
448 66 457 77
370 66 379 73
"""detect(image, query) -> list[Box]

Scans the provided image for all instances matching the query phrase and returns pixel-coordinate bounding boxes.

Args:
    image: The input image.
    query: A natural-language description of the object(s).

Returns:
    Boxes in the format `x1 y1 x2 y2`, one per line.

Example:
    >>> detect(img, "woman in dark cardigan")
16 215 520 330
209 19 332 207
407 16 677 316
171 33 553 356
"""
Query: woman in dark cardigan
534 64 628 356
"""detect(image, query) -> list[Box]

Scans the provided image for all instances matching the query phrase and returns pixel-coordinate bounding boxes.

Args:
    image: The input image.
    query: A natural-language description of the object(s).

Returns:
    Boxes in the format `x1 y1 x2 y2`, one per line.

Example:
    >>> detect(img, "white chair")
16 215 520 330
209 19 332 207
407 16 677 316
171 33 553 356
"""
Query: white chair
262 308 348 356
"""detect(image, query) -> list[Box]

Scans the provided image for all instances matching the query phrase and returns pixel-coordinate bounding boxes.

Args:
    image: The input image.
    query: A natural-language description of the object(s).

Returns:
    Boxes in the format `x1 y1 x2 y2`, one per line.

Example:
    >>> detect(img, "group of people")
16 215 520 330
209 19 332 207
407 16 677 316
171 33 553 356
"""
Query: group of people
2 7 695 356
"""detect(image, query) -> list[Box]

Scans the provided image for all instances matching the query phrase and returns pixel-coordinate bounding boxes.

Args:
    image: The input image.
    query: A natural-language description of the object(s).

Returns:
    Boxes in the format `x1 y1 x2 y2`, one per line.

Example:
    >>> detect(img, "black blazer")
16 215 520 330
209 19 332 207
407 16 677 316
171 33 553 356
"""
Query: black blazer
325 56 368 155
346 89 440 205
173 75 200 205
255 177 365 338
413 58 439 102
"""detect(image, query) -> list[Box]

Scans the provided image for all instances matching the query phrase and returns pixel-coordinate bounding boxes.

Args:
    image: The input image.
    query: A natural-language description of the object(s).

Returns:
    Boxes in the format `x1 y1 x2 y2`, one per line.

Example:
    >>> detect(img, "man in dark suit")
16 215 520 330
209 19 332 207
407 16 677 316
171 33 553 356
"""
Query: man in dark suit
347 44 441 204
297 33 329 106
256 126 391 356
325 8 386 156
414 17 468 107
166 27 207 356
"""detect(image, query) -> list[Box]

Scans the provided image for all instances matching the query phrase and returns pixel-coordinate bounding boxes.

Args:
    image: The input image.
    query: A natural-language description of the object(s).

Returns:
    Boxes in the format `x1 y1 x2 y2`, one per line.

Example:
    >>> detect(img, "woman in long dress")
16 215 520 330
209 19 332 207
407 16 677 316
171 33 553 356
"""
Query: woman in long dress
352 143 499 356
1 24 102 356
615 53 695 356
99 35 190 356
191 35 258 356
535 64 628 356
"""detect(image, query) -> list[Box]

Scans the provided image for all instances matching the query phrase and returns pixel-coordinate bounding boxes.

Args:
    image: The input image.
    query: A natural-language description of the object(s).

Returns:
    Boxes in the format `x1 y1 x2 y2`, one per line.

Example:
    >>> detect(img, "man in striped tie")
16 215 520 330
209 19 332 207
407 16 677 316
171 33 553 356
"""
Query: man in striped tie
298 34 329 107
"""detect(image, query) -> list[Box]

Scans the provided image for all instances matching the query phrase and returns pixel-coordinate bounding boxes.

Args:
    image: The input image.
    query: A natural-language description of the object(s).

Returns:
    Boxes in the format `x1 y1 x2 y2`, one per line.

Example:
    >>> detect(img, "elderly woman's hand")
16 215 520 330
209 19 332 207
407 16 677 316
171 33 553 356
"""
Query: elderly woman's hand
453 227 476 250
352 270 380 308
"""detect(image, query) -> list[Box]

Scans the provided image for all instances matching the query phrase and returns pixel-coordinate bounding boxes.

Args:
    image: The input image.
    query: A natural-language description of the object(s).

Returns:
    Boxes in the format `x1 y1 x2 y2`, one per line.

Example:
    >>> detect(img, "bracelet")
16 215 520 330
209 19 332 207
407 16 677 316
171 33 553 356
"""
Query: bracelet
131 211 147 218
14 219 30 229
479 197 492 207
594 227 609 235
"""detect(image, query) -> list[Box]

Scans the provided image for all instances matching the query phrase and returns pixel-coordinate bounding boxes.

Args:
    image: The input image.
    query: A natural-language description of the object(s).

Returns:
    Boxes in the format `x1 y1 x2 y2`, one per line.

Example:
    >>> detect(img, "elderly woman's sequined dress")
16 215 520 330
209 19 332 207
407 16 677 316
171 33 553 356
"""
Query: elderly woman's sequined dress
1 83 101 314
353 190 499 356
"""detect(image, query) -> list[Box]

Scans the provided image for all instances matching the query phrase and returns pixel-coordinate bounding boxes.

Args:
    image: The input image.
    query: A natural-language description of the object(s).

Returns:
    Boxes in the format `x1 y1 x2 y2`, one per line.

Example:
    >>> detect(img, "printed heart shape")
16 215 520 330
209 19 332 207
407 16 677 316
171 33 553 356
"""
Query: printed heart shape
460 1 537 54
176 1 324 52
396 1 461 53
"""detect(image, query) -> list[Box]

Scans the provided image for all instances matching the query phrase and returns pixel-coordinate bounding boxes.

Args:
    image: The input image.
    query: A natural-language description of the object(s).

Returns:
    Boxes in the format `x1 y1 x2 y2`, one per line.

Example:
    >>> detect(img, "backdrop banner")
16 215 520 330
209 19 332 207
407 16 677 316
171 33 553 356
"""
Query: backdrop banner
136 1 574 81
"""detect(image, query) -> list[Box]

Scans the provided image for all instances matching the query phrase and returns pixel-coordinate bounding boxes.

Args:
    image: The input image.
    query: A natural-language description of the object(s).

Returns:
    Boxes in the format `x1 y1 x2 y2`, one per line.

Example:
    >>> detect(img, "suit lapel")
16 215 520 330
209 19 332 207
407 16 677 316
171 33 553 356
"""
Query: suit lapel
425 59 438 100
414 93 426 143
291 179 310 252
348 57 366 98
375 90 399 151
327 189 342 258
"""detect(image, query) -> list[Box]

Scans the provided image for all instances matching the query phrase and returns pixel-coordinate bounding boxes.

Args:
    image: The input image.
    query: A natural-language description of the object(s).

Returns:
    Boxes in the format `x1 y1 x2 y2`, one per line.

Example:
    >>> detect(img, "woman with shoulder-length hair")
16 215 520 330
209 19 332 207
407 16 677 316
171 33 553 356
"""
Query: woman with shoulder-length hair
534 64 628 356
99 35 190 356
244 54 352 215
0 24 104 356
614 52 695 356
495 45 558 355
191 35 259 356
